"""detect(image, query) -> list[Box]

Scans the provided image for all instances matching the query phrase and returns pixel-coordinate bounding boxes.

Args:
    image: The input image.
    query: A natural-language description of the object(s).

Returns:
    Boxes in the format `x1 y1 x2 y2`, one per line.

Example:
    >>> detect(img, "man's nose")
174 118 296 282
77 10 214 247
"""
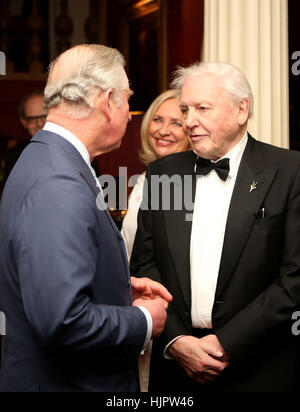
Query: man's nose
37 117 46 127
185 109 199 130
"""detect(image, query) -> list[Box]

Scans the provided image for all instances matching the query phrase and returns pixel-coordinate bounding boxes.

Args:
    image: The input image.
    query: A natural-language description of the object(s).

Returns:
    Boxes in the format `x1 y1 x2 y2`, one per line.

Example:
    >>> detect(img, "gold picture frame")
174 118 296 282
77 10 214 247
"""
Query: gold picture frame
128 0 161 20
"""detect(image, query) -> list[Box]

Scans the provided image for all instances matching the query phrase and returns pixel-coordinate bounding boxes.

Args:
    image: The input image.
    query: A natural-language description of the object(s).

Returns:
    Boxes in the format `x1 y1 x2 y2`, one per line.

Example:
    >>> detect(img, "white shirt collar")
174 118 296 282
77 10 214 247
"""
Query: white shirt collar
194 132 248 180
218 132 248 179
43 121 91 168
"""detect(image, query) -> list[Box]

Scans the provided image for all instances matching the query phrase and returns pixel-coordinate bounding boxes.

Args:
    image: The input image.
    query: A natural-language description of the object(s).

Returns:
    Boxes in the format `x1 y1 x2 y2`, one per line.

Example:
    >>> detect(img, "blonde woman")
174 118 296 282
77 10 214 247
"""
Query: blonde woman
121 90 190 261
121 90 190 392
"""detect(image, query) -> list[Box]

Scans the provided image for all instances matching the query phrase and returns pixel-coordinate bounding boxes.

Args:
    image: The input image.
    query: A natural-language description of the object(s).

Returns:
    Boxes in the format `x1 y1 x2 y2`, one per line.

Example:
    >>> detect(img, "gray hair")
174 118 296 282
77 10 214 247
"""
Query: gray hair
171 61 254 118
44 44 129 119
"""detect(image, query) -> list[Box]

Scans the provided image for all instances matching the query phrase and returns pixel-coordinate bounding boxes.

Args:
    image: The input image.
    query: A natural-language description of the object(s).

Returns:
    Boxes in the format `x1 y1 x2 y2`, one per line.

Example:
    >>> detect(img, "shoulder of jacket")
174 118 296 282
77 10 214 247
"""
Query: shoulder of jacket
148 150 196 174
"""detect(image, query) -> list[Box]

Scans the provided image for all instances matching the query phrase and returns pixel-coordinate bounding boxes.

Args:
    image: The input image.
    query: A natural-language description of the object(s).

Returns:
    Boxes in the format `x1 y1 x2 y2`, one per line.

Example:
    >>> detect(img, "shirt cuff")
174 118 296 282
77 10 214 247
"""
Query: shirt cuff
137 306 153 354
163 335 186 360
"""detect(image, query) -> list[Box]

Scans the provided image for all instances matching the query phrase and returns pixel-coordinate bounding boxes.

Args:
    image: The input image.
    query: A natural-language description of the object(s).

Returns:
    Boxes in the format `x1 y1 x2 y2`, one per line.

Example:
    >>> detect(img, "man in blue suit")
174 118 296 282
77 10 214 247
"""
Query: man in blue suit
0 44 171 392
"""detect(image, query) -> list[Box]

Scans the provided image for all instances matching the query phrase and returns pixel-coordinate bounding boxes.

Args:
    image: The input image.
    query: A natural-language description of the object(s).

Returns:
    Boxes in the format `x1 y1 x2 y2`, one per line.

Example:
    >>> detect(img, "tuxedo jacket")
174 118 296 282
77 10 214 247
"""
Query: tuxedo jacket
131 135 300 392
0 130 147 392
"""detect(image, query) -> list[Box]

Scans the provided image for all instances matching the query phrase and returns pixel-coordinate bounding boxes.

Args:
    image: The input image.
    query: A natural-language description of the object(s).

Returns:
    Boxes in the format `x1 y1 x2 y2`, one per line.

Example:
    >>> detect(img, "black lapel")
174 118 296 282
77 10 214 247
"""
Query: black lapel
163 151 197 310
215 136 278 300
103 204 132 290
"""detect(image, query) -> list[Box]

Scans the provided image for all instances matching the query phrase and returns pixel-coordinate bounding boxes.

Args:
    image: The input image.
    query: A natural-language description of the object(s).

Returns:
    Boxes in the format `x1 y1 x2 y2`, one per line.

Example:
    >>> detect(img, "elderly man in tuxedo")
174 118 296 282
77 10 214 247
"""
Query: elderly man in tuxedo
131 62 300 392
0 44 172 392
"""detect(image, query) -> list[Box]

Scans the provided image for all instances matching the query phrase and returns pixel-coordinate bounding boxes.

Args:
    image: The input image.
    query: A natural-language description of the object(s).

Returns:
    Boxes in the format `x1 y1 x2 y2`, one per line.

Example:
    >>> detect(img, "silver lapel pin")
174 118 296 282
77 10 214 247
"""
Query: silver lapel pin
250 180 258 193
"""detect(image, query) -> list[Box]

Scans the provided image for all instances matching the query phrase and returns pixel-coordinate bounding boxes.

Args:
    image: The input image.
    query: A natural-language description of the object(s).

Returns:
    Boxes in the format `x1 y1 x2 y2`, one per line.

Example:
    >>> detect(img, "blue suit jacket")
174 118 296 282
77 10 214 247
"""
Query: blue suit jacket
0 130 147 392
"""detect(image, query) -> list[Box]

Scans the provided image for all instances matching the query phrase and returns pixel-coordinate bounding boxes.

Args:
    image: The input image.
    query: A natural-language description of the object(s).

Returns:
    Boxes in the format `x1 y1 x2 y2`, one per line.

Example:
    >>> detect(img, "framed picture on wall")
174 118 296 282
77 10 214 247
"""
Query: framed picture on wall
125 0 167 111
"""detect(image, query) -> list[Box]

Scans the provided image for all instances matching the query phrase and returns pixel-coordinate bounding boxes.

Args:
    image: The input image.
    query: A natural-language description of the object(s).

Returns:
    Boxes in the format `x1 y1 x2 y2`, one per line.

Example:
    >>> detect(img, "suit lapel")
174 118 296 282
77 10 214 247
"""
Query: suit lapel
215 136 278 300
73 160 130 279
103 204 132 296
164 152 197 309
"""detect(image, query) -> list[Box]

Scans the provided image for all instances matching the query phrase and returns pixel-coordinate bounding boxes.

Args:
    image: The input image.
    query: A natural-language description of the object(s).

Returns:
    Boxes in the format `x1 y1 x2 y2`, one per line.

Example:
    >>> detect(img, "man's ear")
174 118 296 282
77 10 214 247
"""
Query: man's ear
20 117 27 129
97 88 114 122
237 98 250 126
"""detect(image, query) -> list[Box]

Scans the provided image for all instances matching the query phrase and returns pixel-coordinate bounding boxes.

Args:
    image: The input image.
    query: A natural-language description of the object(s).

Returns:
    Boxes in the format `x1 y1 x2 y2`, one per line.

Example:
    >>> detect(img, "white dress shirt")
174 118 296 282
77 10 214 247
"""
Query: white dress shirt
190 133 248 328
43 122 152 350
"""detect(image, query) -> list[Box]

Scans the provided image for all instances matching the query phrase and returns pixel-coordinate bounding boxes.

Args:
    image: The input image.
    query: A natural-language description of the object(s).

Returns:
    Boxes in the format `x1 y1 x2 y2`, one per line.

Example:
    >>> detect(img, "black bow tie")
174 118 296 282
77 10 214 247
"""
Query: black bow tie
195 157 230 181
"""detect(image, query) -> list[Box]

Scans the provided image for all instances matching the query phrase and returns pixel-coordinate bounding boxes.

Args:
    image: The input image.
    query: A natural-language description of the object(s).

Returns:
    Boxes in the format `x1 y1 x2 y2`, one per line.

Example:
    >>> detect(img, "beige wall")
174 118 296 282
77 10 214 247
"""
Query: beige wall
203 0 289 149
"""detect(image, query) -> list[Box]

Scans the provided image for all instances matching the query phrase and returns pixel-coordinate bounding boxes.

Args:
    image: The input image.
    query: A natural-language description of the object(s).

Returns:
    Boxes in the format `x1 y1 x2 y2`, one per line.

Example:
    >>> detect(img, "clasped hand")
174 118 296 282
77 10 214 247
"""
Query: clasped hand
168 334 229 385
131 276 172 305
131 277 173 338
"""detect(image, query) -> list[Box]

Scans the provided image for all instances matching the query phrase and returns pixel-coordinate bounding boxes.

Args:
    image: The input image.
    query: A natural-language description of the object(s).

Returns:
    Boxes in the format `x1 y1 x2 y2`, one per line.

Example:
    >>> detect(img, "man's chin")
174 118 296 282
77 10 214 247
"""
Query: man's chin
192 142 210 159
102 140 122 155
113 140 122 151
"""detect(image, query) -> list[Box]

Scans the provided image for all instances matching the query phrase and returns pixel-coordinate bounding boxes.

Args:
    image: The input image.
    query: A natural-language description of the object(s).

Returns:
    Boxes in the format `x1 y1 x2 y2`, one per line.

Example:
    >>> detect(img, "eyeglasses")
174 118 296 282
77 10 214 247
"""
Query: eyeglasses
24 114 47 123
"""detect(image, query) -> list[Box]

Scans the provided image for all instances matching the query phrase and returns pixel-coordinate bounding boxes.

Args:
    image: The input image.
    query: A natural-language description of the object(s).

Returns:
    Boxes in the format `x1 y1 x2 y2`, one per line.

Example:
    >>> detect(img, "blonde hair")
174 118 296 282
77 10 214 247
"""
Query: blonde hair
139 89 181 166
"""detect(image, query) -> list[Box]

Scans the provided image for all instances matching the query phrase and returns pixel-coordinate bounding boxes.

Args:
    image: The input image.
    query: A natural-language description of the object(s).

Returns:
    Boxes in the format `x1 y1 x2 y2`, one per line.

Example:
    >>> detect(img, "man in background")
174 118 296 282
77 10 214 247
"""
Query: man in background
3 91 46 183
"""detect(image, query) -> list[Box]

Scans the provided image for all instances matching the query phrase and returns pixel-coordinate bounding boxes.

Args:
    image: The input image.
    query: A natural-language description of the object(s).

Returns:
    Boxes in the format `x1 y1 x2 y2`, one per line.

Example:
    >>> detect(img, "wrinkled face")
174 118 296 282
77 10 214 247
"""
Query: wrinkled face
21 95 47 137
100 88 132 154
180 74 249 160
108 67 133 150
148 98 190 158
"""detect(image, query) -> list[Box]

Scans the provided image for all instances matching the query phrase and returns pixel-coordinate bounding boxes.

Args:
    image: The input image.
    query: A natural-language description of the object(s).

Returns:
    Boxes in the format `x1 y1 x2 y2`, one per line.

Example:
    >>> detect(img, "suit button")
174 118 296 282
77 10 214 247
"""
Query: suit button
127 280 131 288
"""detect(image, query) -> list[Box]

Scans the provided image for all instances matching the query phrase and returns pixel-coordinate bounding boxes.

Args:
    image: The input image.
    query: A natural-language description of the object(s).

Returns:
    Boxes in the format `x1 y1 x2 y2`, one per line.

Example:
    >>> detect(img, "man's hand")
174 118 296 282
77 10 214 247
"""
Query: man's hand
133 298 167 338
168 335 229 384
198 334 229 363
131 277 173 308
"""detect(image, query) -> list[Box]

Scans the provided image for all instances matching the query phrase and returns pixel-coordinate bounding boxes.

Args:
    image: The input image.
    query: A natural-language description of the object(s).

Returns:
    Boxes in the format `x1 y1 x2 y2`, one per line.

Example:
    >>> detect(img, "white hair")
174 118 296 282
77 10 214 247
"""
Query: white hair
44 44 129 119
171 61 254 118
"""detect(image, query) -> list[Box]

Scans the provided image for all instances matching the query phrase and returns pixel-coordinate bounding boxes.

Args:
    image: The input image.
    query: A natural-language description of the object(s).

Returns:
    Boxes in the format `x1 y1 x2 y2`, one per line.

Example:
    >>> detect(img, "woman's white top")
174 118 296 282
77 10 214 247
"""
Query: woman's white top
121 173 146 261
